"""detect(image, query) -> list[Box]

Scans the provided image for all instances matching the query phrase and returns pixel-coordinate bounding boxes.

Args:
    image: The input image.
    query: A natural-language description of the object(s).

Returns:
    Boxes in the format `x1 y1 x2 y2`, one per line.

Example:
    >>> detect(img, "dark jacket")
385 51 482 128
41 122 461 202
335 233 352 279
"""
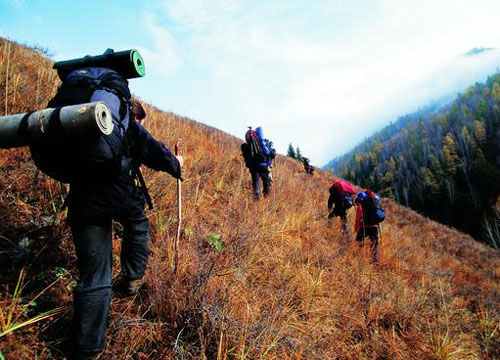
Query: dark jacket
68 90 181 224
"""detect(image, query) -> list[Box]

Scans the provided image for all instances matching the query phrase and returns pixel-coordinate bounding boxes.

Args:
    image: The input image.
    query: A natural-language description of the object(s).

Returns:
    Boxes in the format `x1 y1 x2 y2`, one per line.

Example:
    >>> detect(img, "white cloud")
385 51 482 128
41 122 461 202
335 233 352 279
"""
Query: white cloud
142 0 500 165
4 0 23 8
138 13 182 76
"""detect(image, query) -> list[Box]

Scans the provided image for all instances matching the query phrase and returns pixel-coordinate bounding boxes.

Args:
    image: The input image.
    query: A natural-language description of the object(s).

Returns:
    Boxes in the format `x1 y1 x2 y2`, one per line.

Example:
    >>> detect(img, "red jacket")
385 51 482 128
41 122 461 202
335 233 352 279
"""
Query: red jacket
354 203 378 232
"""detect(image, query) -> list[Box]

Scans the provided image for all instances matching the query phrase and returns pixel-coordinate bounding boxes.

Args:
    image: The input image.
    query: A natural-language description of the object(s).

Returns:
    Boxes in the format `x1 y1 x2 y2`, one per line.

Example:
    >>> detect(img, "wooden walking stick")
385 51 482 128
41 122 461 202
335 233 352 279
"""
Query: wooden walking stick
173 140 182 273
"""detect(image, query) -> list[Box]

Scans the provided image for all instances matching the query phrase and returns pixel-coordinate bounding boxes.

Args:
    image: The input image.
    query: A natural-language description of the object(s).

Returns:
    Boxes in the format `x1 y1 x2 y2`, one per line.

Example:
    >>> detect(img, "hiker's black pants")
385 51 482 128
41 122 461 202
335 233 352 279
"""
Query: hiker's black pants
70 213 149 353
250 166 272 198
330 207 348 232
356 226 379 262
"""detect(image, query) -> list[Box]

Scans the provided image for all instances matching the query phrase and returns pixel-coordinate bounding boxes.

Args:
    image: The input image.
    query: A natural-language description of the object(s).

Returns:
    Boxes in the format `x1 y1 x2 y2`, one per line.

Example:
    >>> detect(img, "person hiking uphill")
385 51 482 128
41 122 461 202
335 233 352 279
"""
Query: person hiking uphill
328 180 356 233
301 156 314 175
241 126 276 200
52 69 182 359
354 190 386 262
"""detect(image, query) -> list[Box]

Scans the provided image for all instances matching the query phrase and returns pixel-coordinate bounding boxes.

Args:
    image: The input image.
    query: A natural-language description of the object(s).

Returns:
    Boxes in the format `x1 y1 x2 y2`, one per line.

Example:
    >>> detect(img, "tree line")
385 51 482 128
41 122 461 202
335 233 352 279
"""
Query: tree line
287 143 302 160
327 73 500 248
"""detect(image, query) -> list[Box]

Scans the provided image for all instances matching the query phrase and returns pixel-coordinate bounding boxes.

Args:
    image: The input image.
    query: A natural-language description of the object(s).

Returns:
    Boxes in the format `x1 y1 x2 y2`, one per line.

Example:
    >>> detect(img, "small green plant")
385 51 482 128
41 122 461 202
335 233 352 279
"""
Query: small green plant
53 267 67 278
0 268 67 339
215 181 223 192
207 232 224 251
183 226 194 237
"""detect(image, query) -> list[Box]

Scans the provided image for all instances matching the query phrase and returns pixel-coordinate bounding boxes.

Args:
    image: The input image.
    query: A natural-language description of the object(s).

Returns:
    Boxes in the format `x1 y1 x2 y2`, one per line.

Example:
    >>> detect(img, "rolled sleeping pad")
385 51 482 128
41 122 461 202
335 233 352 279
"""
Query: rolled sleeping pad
0 102 113 149
53 49 145 80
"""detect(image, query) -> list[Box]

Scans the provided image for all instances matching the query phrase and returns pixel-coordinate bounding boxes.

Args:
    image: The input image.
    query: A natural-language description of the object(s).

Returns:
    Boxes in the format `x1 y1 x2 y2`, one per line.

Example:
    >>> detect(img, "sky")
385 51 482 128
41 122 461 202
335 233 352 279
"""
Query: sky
2 0 500 165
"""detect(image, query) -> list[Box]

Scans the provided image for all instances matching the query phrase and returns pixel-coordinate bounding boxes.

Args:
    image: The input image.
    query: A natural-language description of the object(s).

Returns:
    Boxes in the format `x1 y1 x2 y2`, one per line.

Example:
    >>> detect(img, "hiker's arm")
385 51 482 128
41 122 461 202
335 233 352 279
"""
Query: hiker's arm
327 192 335 211
241 144 251 168
327 187 336 210
133 123 182 179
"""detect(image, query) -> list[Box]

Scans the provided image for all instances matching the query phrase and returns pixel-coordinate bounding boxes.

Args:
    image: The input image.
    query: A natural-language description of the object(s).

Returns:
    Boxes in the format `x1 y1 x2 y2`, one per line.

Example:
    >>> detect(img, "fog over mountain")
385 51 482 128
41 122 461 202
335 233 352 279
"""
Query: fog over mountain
324 47 500 166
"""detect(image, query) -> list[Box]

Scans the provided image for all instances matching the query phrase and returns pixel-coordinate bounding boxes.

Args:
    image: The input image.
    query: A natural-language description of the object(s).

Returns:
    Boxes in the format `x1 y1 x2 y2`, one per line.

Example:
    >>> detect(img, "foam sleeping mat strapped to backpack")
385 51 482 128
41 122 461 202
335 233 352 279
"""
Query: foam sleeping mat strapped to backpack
0 102 113 149
53 49 146 80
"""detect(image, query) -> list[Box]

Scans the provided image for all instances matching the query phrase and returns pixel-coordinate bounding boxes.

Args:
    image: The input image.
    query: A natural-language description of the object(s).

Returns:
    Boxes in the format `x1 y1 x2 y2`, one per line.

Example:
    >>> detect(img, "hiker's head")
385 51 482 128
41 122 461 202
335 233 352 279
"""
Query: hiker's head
130 98 146 124
365 190 375 199
356 192 367 203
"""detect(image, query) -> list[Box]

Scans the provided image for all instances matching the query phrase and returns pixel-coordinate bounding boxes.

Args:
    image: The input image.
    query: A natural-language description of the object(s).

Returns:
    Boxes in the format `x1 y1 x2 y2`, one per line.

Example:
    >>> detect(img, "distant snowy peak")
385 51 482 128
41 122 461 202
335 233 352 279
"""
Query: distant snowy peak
464 47 496 57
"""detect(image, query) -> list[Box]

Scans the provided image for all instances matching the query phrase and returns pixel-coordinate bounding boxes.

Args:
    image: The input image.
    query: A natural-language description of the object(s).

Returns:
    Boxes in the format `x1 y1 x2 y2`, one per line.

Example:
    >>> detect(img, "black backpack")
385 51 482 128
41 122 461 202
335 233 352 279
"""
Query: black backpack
362 195 386 225
241 129 265 167
246 130 265 160
29 68 132 183
330 185 353 210
341 192 354 209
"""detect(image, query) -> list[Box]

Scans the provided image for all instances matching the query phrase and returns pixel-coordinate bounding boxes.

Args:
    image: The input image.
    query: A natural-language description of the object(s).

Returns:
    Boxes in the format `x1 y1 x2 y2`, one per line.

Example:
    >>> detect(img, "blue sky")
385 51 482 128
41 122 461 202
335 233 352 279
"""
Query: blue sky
2 0 500 165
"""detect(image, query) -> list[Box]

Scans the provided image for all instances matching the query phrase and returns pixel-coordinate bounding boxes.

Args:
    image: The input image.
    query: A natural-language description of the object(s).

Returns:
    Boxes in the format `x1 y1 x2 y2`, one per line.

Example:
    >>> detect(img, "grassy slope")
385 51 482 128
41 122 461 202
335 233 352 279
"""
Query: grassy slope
0 38 499 360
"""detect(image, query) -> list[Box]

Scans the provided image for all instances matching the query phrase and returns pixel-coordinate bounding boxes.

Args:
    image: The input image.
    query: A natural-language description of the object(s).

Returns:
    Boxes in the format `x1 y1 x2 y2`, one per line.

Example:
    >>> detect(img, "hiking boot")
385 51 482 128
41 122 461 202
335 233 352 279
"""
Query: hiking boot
126 278 144 296
114 277 144 296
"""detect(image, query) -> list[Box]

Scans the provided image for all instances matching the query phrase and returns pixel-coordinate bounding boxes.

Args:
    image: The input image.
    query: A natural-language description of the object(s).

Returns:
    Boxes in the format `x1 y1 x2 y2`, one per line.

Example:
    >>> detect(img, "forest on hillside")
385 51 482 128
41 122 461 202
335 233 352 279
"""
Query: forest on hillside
327 74 500 248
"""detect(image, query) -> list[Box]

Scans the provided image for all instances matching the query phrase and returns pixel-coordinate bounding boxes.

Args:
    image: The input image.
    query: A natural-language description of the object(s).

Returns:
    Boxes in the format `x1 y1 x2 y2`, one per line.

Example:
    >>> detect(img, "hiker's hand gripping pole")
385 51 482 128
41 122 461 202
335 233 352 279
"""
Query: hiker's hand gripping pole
173 140 182 273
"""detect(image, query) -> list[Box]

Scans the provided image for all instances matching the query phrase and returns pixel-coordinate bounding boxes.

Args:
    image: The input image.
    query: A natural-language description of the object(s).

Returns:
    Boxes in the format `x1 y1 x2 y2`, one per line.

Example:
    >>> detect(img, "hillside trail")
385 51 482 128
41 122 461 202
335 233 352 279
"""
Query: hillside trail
1 38 500 359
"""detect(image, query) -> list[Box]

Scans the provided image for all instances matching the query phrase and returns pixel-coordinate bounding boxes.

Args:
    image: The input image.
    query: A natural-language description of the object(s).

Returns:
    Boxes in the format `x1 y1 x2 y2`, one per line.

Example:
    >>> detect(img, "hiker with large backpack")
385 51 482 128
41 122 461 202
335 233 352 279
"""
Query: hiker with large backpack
354 190 386 262
34 51 182 360
241 126 276 200
328 180 356 233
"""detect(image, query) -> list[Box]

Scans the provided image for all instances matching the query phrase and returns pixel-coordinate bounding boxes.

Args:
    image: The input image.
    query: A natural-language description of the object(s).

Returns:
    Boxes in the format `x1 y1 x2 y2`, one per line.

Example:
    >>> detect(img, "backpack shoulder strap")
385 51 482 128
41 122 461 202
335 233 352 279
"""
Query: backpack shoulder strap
97 72 131 119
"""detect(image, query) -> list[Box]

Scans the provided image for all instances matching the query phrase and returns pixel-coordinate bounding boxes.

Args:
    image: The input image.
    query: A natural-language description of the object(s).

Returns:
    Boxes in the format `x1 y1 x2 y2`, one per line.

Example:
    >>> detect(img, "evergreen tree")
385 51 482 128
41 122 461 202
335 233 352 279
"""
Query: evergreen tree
296 147 302 160
287 144 296 159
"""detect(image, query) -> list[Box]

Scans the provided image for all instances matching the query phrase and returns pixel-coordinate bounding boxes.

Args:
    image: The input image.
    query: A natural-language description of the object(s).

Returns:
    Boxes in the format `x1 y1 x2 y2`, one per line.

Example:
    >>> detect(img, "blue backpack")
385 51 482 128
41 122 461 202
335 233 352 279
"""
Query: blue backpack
29 67 131 183
362 194 386 225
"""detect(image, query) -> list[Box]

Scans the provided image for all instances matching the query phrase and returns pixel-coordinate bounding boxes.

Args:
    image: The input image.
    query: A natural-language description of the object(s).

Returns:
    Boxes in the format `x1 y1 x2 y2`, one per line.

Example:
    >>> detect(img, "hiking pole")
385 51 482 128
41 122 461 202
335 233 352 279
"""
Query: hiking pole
173 140 182 274
377 223 382 261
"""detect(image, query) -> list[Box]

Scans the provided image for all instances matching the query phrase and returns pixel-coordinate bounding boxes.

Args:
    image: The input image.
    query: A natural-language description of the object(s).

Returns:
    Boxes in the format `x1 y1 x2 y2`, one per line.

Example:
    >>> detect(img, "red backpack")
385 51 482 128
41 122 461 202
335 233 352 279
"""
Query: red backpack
330 180 356 209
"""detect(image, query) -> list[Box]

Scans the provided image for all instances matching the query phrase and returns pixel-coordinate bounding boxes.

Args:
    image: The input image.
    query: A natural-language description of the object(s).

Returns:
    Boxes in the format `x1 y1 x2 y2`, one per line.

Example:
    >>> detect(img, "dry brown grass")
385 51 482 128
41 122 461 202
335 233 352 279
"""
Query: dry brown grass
1 37 500 359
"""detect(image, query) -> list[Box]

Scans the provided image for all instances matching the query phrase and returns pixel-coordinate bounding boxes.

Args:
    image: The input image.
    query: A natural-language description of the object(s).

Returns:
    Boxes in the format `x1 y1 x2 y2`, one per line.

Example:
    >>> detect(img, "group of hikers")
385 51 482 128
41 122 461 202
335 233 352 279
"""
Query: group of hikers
327 180 386 262
240 129 386 264
2 49 383 359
